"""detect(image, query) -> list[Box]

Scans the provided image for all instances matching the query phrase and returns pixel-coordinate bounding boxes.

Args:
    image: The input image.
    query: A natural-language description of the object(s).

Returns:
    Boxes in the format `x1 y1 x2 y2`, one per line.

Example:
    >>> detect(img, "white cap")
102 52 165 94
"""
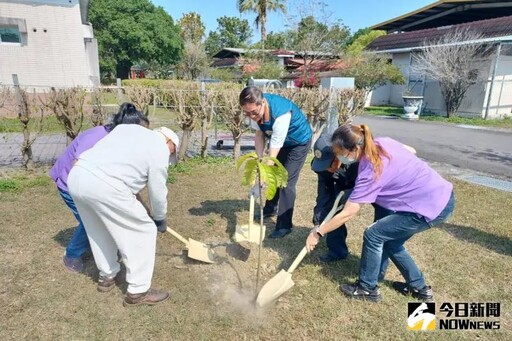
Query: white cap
154 127 180 165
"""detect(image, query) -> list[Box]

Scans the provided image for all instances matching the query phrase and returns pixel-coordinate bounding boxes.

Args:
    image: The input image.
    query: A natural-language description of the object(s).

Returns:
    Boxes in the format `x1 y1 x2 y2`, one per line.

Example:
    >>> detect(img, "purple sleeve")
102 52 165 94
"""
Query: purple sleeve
75 136 95 157
348 159 382 204
74 128 107 157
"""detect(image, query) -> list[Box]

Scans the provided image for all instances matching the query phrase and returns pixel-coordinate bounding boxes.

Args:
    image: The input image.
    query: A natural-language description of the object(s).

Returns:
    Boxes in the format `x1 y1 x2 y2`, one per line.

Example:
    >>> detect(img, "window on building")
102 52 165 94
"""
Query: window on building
0 26 21 43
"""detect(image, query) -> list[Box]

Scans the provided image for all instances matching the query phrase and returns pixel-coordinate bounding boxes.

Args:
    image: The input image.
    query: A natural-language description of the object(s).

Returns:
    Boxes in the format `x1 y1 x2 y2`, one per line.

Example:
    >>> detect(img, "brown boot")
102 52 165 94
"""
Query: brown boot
123 288 170 307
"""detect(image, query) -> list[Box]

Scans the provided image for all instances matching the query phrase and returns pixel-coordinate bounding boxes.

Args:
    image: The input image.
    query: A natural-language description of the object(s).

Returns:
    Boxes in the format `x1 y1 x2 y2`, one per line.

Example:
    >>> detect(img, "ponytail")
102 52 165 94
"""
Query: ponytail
359 125 388 178
105 102 149 132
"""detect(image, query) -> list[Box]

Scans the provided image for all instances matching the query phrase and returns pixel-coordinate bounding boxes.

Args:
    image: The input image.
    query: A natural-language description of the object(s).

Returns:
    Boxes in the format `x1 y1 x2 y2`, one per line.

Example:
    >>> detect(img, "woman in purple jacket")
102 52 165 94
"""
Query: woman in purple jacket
51 103 149 273
306 124 455 302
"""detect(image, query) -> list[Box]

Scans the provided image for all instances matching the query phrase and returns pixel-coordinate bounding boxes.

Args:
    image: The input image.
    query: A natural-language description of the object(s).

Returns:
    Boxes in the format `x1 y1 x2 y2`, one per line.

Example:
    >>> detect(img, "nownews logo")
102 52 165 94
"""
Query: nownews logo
407 303 436 330
407 302 501 331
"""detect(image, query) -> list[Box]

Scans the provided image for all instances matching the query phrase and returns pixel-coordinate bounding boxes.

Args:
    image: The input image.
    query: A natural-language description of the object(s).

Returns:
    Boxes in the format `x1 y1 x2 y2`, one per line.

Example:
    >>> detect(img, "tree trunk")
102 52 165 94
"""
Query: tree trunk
21 124 34 170
260 13 267 44
179 128 192 160
233 135 241 160
311 122 325 151
444 91 458 118
442 83 468 118
200 118 209 159
91 106 104 127
18 98 35 170
255 166 264 294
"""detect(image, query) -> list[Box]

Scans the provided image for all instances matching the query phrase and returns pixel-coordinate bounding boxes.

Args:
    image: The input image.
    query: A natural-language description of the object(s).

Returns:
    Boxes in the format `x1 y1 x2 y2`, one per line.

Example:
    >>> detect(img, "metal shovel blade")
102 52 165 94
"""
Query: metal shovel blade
234 194 265 244
234 223 266 244
254 191 348 307
186 238 216 264
255 269 294 307
166 227 216 264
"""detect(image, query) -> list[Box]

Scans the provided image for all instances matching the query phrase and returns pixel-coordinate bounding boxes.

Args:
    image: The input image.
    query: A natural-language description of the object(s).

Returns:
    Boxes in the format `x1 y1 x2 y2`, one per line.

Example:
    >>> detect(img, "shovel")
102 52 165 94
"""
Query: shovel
166 227 216 264
255 190 346 307
234 194 266 244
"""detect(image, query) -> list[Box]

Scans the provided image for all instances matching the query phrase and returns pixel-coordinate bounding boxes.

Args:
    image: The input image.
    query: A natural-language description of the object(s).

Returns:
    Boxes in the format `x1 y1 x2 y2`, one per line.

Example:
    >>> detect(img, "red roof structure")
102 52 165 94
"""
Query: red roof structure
295 59 346 72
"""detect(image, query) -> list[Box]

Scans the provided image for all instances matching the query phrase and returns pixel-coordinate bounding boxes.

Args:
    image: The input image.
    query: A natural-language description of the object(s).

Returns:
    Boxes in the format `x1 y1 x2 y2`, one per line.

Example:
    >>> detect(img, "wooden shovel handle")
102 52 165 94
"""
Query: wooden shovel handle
166 227 189 246
249 194 255 226
287 247 308 273
287 191 346 274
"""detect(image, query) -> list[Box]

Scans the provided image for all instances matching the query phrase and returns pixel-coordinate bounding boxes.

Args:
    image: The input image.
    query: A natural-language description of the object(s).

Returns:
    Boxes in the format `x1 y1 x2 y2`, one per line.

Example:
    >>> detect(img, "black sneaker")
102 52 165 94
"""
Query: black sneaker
340 281 382 302
392 281 433 302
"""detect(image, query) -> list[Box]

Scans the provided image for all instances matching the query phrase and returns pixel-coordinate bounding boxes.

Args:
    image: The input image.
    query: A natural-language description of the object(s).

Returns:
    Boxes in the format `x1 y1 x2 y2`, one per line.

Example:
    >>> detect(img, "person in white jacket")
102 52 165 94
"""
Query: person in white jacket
68 124 179 307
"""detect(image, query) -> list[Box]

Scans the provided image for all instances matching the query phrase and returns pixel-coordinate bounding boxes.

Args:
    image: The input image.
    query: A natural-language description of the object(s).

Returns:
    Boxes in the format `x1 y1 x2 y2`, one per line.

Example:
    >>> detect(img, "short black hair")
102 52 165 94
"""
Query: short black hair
239 86 263 106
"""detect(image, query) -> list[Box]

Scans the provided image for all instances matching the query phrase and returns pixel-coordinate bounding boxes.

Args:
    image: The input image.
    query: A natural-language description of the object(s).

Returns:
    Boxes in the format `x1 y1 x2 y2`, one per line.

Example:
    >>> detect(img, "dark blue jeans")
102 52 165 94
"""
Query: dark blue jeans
373 205 395 281
359 191 455 290
58 188 91 259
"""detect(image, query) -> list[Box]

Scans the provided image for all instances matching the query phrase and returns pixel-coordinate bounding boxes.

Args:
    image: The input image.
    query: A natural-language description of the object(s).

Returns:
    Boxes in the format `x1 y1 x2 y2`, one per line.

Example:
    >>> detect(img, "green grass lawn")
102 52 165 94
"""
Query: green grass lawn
0 159 510 340
0 106 178 134
0 108 220 137
365 105 403 117
420 115 512 128
0 113 107 134
0 115 64 134
365 106 512 129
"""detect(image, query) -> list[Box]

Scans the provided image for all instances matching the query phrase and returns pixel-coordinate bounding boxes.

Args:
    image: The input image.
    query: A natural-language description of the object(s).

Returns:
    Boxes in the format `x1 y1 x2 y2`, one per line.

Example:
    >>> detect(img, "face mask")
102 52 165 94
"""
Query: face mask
337 154 357 165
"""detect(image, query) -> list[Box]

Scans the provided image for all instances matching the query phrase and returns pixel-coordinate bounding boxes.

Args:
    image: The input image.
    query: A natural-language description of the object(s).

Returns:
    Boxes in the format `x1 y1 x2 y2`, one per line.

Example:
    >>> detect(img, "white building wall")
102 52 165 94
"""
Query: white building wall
366 83 390 106
458 82 487 117
389 52 409 106
0 0 97 88
421 79 487 117
366 52 409 107
418 56 492 118
368 49 500 118
484 53 512 119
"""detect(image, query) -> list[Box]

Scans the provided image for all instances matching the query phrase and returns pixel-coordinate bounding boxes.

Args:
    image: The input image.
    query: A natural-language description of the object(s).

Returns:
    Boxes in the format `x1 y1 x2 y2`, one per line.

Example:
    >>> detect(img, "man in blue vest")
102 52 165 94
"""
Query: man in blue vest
240 86 312 239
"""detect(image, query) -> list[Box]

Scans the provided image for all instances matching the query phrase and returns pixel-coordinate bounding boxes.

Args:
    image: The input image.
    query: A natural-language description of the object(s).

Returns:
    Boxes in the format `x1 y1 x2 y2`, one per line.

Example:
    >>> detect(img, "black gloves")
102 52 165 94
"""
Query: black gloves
153 219 167 233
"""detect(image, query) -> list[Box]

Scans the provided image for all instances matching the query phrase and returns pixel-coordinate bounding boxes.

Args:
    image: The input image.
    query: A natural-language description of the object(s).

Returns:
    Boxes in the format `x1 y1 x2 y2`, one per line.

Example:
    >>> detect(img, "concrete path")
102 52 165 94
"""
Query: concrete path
0 133 67 167
0 131 255 167
2 117 511 182
353 115 512 180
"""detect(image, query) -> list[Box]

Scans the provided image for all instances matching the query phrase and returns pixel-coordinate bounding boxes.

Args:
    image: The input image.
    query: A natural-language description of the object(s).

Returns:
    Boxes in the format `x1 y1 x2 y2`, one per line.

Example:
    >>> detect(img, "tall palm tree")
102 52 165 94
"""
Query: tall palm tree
238 0 286 44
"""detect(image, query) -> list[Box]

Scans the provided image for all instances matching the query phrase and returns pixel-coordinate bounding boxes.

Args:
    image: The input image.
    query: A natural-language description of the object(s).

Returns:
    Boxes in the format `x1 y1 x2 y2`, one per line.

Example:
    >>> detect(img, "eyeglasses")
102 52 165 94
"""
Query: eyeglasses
242 103 263 118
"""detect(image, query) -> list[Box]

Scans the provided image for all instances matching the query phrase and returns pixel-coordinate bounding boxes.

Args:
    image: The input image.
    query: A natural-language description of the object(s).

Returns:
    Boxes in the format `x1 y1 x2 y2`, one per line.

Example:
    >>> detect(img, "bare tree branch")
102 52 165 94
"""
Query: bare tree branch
160 85 201 160
215 87 246 159
410 28 494 117
125 86 153 116
46 87 87 142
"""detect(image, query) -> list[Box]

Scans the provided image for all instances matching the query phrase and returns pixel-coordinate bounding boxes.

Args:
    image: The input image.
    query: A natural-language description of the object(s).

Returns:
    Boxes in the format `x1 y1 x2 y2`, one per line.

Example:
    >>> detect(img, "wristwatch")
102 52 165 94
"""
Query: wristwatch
314 226 324 238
